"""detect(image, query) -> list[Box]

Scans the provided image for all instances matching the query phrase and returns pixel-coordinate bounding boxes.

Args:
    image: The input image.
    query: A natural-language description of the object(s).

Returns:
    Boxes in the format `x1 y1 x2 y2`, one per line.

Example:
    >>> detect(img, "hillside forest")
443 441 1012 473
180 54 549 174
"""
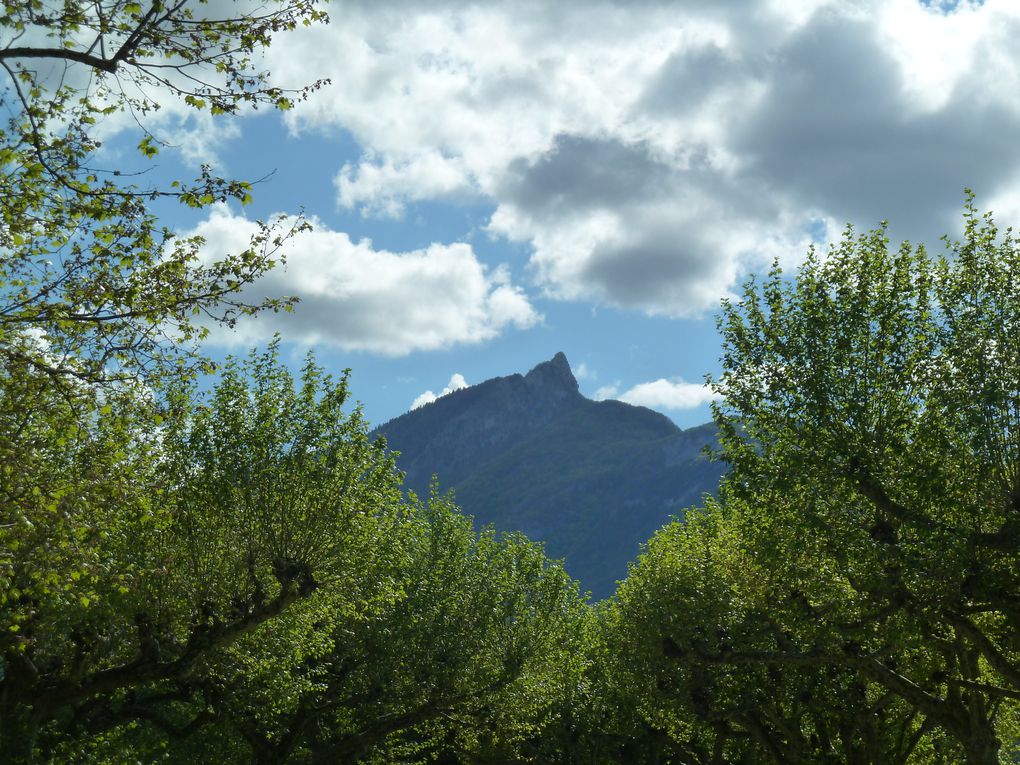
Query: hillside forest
1 2 1019 763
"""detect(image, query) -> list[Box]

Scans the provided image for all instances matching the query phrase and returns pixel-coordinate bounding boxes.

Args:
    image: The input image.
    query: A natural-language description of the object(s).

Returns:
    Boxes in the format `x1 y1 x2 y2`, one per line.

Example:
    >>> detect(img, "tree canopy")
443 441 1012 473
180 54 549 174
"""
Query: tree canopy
0 339 589 763
609 200 1020 764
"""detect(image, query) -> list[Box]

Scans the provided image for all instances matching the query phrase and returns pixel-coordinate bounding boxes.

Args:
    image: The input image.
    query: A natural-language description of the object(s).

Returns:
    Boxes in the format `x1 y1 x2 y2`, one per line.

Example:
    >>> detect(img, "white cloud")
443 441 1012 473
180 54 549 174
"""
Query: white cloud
573 361 594 381
187 205 540 355
618 378 720 411
592 377 718 410
254 0 1020 317
336 150 476 217
410 372 469 409
593 382 620 401
40 0 1020 327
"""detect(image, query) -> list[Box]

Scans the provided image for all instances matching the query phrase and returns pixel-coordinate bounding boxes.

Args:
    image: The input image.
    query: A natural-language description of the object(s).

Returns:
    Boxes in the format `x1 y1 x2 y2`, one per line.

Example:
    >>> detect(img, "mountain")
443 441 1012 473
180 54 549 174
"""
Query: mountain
373 353 726 599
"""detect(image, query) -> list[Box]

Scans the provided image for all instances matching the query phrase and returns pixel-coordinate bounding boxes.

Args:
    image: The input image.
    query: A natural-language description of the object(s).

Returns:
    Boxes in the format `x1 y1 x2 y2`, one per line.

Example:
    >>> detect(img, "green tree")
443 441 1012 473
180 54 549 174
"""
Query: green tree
1 0 331 703
206 493 586 764
0 333 594 763
700 200 1020 763
0 0 326 384
613 501 947 764
0 342 404 763
599 201 1020 765
1 6 334 758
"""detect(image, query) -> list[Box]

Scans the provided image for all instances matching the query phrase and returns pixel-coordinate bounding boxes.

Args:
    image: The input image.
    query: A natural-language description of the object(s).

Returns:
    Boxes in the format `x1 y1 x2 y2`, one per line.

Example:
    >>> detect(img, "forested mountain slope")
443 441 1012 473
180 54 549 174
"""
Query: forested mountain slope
374 353 725 598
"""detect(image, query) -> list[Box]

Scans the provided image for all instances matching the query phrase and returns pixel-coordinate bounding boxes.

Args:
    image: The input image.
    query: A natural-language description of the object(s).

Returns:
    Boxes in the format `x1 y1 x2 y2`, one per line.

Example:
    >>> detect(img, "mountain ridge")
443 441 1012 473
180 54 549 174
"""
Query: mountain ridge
373 353 725 598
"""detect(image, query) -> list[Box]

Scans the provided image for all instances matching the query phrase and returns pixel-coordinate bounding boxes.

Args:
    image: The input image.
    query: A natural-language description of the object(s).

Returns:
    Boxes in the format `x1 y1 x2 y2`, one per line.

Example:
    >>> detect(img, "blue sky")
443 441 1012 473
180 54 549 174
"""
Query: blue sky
109 0 1018 430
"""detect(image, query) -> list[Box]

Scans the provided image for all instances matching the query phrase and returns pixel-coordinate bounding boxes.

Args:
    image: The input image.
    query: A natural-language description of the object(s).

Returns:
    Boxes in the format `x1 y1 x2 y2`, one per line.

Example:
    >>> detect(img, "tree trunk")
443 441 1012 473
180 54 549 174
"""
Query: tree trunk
963 727 1000 765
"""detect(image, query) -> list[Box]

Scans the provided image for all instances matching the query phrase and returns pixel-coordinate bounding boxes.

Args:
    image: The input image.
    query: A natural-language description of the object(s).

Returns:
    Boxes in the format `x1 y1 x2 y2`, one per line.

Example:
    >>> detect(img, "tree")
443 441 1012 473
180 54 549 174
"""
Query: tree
699 199 1020 763
0 342 404 763
228 496 586 764
714 201 1020 762
599 200 1020 764
0 0 327 384
1 0 331 709
1 7 335 759
612 501 948 764
0 340 589 764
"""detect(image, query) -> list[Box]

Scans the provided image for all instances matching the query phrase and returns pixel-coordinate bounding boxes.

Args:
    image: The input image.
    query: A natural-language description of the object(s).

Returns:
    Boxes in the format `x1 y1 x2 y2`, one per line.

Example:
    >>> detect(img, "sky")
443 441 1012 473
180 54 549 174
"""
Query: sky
101 0 1020 430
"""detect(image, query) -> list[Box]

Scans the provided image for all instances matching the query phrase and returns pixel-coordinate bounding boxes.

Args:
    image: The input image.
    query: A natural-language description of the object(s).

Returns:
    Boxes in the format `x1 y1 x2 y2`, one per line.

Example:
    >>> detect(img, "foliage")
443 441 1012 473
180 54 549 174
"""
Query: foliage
253 496 586 765
612 501 949 764
1 6 334 759
0 338 592 764
1 0 330 699
0 0 327 384
0 342 404 762
606 199 1020 764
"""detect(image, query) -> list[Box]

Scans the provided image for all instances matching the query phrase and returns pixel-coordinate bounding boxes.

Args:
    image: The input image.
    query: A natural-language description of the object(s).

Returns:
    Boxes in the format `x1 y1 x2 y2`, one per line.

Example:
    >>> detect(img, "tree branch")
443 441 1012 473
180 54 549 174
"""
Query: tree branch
953 616 1020 691
33 572 313 719
0 47 119 71
665 637 954 729
855 474 937 534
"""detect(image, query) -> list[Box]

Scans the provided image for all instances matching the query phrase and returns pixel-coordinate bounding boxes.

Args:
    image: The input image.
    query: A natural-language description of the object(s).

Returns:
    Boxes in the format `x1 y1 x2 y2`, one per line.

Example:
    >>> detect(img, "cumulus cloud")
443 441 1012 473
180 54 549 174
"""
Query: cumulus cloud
593 378 717 410
336 151 476 217
188 205 540 355
617 379 720 411
733 6 1020 243
255 0 1020 317
410 372 469 409
572 361 594 381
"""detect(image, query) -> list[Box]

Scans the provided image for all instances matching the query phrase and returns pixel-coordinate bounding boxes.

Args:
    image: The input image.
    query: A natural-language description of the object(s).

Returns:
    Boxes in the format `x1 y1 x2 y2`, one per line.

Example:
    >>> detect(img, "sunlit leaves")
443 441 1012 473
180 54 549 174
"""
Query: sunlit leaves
586 201 1020 763
0 1 328 385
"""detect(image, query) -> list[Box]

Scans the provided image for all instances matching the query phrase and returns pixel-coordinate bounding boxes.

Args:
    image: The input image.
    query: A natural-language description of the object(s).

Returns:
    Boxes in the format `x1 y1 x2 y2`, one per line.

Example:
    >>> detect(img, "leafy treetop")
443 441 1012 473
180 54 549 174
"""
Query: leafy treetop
0 0 327 384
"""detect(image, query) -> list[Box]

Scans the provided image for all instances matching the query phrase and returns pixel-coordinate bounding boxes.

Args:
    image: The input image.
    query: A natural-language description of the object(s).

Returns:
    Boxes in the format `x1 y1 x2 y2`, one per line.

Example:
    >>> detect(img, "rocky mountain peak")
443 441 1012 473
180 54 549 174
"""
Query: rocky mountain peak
373 352 722 598
524 351 580 398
